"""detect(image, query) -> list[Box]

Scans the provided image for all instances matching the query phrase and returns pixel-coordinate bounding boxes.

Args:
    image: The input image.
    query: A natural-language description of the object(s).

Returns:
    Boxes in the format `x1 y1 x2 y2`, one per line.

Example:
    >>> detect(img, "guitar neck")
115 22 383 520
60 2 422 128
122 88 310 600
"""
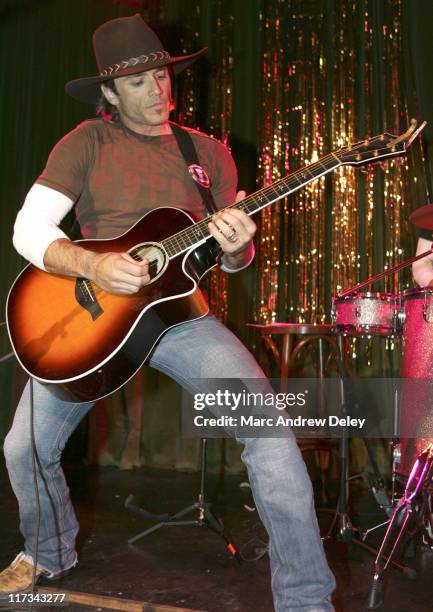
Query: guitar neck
160 151 341 259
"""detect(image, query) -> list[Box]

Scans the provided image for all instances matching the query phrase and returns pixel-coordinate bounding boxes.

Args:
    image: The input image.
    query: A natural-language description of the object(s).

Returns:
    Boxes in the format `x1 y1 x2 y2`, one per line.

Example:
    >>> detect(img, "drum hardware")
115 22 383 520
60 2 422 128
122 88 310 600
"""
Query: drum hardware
422 290 433 323
390 388 401 504
366 444 433 609
323 337 394 546
323 336 353 543
397 308 406 327
356 395 403 546
332 228 433 607
328 249 433 584
391 443 402 504
327 293 399 547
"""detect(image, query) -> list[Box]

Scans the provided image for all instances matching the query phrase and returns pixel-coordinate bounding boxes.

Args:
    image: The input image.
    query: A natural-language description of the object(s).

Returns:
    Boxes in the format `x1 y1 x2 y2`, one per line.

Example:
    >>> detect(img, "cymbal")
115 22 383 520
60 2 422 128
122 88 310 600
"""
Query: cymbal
410 204 433 229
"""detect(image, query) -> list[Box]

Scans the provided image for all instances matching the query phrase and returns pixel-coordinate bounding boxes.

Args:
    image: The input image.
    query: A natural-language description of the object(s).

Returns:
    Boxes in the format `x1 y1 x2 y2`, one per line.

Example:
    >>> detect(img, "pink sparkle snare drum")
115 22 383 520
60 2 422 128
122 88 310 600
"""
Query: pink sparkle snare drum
332 292 402 337
399 287 433 476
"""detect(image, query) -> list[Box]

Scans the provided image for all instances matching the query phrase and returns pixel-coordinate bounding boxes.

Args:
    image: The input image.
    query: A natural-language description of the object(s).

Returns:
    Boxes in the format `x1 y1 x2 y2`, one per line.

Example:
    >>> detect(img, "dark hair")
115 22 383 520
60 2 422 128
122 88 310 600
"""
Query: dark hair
96 79 119 122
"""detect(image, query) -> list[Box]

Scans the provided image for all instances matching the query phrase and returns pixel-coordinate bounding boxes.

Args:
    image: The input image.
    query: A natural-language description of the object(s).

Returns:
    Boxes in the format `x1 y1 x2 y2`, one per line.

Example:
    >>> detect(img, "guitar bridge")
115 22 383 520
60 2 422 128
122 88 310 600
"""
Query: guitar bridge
75 278 103 321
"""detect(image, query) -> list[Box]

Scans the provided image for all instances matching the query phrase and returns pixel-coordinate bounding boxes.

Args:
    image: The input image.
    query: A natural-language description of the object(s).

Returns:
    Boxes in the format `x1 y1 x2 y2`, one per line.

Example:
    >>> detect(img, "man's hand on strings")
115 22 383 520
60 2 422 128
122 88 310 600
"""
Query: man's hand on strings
208 190 256 256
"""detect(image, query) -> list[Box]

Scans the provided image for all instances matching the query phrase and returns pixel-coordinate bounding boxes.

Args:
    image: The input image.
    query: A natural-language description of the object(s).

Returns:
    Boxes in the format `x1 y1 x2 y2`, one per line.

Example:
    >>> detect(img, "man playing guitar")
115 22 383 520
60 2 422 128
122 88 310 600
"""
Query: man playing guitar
1 14 335 611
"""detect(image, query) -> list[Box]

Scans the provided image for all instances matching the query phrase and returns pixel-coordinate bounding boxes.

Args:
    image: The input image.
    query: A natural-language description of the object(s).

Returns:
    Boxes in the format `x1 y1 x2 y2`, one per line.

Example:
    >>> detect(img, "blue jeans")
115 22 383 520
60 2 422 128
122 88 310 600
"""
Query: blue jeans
4 315 335 611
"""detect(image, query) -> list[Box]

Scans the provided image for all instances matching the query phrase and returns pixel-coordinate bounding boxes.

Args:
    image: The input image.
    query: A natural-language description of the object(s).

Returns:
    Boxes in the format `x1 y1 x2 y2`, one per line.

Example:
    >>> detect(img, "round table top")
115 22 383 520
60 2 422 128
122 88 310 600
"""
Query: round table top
247 323 335 336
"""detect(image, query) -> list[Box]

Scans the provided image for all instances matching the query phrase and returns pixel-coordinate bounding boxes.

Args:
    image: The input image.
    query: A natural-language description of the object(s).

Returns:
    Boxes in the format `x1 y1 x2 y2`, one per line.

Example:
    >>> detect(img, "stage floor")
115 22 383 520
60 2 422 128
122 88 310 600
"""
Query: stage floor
0 458 432 612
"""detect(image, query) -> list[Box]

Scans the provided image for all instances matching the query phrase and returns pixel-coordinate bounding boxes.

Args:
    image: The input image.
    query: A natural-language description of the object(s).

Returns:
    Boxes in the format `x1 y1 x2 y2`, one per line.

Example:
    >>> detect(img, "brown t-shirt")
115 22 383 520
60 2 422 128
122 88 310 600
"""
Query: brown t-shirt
36 119 238 239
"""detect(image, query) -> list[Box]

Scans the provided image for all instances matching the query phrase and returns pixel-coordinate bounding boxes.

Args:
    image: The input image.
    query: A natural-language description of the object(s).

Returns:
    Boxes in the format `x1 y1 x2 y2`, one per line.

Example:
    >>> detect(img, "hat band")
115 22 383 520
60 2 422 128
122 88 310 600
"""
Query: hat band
100 50 171 76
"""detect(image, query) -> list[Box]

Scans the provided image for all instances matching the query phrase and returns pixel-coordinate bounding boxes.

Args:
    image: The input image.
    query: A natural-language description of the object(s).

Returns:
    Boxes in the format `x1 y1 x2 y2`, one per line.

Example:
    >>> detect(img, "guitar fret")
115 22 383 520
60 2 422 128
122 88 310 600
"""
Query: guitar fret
161 153 342 258
292 172 306 185
269 184 281 198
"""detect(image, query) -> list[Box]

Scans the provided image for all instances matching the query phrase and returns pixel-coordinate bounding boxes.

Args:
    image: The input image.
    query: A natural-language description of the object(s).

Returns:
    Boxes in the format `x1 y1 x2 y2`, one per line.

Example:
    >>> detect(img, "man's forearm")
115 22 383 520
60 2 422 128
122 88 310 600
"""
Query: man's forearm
43 238 99 279
412 238 433 287
220 241 255 272
43 239 150 295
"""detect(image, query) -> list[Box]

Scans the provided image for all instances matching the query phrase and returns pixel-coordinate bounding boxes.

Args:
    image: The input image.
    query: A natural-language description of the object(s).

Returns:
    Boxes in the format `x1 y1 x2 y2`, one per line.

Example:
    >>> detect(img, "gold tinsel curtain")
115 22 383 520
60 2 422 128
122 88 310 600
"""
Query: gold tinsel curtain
253 0 430 329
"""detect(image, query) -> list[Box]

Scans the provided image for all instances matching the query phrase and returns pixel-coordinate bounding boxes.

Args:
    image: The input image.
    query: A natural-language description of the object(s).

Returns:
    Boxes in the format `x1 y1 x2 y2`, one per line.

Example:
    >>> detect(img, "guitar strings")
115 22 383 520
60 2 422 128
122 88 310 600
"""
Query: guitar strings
88 137 398 280
160 138 396 259
159 152 340 257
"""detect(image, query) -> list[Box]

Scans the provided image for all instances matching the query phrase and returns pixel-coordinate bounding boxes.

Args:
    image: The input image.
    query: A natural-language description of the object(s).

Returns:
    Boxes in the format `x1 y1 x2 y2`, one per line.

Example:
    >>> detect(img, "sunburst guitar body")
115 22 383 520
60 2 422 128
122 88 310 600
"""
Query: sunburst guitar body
6 207 213 402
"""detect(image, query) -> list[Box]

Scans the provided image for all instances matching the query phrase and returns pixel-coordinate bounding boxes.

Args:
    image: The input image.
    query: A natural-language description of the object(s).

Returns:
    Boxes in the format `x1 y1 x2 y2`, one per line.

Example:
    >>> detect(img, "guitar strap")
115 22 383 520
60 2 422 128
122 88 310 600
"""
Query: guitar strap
170 122 224 268
170 123 218 216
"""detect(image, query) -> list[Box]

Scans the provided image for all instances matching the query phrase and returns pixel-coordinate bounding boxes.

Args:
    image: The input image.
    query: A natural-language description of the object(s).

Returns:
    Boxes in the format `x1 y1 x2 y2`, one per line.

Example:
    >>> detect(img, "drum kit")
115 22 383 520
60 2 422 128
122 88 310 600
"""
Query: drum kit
329 204 433 608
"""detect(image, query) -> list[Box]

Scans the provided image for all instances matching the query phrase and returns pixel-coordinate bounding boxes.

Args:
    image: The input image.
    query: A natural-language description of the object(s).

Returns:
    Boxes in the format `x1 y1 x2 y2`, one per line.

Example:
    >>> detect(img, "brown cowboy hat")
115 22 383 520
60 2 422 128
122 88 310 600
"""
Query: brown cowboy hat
65 14 206 104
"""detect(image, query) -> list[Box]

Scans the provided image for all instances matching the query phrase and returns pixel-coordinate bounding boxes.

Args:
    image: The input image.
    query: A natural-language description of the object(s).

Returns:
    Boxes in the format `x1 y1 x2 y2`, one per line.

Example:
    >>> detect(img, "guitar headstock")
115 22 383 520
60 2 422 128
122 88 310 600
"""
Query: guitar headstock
336 119 426 167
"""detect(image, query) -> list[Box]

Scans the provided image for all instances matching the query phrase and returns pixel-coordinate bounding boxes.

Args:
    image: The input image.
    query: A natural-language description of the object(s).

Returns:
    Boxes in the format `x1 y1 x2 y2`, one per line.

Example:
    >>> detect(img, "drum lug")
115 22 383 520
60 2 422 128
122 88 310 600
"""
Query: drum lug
422 304 433 324
392 442 401 468
331 302 336 323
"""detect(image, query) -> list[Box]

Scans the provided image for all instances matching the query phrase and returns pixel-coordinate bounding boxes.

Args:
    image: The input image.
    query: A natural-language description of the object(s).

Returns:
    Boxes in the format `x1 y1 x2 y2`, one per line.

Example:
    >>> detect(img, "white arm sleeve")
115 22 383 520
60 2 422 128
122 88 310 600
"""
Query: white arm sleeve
13 184 75 270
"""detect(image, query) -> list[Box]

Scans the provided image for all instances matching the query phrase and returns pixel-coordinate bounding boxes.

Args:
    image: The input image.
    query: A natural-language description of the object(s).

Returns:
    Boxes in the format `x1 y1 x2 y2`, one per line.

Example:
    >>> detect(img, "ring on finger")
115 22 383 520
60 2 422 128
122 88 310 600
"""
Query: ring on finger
227 232 238 243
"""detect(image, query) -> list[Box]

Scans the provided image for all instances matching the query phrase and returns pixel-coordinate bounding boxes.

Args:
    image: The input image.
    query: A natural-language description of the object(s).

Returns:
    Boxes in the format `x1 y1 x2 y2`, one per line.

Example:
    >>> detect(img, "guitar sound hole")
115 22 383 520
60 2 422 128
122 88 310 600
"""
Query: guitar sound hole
130 243 167 281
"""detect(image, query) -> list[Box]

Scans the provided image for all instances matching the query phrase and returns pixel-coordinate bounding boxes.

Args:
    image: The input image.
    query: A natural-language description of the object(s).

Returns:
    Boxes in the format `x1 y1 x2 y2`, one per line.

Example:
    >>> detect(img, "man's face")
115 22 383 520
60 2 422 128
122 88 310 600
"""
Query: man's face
105 67 172 132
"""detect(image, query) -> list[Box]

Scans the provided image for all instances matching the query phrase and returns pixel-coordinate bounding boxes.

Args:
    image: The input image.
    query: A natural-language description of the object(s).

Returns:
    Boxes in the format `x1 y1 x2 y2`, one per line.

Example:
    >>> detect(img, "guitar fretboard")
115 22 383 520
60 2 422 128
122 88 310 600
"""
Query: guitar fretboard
135 151 341 261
